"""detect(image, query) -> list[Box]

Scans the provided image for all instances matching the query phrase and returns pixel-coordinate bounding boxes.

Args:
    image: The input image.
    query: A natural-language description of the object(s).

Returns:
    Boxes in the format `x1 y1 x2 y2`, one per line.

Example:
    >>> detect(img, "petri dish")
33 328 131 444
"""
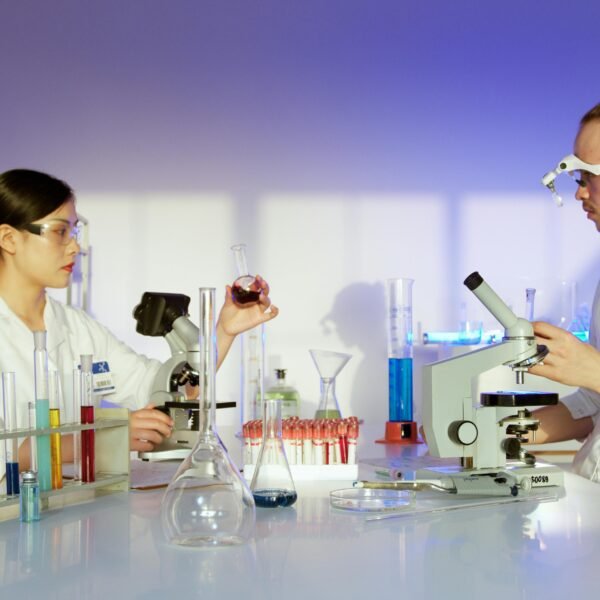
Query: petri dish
330 488 415 513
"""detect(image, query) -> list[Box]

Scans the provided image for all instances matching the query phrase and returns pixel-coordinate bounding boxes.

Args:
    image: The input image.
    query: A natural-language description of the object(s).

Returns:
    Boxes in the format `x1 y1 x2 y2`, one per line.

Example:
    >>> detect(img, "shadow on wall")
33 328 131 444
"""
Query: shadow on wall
320 281 388 420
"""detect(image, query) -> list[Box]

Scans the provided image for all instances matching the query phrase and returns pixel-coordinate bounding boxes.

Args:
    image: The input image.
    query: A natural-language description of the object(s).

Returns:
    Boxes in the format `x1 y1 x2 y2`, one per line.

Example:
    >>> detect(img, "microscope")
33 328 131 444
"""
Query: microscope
133 292 227 460
421 272 564 493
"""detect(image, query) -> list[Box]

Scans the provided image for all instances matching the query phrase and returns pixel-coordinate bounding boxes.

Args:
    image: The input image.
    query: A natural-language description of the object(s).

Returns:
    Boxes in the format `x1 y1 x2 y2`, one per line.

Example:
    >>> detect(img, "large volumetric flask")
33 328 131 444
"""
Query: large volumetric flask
387 278 414 422
161 288 255 546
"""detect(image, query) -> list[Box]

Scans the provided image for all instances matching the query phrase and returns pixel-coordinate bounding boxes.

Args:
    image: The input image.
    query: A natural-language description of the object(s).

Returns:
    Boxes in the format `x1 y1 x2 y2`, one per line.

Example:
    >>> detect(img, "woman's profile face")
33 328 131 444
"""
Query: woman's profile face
16 197 81 290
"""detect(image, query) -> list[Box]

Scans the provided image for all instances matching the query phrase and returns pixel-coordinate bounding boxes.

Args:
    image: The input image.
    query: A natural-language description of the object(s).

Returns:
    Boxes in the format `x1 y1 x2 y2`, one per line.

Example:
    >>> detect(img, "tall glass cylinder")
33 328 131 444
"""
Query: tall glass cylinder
232 243 265 426
2 372 19 496
386 278 414 423
33 331 52 491
161 287 255 546
80 355 95 483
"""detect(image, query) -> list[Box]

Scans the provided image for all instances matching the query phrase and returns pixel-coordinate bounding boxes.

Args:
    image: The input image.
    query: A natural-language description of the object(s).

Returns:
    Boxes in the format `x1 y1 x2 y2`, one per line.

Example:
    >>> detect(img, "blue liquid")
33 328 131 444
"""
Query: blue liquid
253 489 297 508
35 399 52 491
5 462 19 495
388 357 413 422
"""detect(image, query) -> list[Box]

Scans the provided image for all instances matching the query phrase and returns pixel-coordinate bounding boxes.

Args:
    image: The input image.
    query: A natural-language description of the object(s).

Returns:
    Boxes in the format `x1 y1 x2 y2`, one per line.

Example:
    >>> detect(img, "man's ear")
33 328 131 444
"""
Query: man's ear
0 224 19 255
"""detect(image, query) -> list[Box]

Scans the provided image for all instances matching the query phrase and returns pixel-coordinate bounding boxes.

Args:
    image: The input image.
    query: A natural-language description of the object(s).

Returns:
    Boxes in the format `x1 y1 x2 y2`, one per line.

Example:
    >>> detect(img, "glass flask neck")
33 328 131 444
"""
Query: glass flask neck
231 243 250 276
263 399 283 440
198 288 217 437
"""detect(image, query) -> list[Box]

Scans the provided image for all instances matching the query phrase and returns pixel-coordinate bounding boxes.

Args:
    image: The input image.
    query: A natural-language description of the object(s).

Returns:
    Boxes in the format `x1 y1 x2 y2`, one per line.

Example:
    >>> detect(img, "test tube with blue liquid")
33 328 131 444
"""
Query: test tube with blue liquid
2 372 19 495
33 331 52 491
378 278 418 443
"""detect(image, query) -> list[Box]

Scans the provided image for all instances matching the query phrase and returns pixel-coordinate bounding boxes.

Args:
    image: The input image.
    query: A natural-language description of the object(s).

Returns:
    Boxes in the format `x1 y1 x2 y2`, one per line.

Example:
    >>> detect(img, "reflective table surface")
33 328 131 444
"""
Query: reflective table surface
1 428 600 599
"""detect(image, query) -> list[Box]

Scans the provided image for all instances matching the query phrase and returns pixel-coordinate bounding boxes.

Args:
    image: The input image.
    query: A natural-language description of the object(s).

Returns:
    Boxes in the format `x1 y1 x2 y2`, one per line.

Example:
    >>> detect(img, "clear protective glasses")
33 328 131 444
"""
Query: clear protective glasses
24 219 81 246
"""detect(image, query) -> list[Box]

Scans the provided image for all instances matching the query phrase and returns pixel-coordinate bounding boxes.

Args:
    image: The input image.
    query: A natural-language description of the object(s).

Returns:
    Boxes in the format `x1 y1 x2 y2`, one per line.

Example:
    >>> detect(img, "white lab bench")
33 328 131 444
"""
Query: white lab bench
1 426 599 599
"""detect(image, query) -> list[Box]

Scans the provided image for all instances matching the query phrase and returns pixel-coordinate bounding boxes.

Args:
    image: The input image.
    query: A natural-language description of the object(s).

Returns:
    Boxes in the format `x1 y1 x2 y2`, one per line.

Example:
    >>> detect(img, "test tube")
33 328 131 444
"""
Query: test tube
49 371 63 489
2 372 19 496
33 331 52 492
71 367 82 481
80 355 95 483
27 401 37 473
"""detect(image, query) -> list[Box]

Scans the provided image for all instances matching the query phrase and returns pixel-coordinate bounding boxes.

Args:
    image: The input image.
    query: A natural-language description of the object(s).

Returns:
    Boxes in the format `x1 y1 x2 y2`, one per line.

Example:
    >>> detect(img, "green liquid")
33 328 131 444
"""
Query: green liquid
35 399 52 491
314 409 342 420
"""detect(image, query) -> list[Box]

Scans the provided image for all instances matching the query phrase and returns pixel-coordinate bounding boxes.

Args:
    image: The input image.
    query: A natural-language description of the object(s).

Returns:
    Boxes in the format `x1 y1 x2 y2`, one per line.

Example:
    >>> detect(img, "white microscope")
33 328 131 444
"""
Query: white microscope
132 292 235 460
420 272 564 494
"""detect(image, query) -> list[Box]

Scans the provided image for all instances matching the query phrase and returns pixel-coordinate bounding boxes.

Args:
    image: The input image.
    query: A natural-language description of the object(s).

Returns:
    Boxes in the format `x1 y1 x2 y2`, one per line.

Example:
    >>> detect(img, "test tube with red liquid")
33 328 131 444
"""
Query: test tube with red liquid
80 355 95 483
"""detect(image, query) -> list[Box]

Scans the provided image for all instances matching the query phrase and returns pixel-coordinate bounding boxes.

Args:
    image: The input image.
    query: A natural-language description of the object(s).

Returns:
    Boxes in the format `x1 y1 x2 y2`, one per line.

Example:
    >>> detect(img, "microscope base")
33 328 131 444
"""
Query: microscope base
416 461 564 494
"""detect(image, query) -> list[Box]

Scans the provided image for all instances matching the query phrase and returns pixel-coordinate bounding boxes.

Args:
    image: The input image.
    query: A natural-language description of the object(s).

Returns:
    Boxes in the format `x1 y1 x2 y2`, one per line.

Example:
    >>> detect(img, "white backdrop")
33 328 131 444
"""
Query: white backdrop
4 0 600 427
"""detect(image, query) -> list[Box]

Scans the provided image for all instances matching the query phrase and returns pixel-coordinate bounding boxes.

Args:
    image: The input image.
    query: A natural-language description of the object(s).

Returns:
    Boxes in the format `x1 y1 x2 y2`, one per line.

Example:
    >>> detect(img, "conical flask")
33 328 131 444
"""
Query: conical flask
250 398 297 508
161 288 256 546
309 349 352 420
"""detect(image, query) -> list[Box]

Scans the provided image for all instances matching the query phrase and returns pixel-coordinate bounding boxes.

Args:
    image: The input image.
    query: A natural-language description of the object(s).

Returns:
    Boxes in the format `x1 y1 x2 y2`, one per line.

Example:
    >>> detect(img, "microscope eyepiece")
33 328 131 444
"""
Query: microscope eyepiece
464 272 483 291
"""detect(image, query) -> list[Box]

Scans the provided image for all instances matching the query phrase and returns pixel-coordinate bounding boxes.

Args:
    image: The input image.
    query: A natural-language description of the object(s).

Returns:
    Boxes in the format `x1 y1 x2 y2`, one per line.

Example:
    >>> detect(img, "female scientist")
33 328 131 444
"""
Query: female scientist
0 168 278 465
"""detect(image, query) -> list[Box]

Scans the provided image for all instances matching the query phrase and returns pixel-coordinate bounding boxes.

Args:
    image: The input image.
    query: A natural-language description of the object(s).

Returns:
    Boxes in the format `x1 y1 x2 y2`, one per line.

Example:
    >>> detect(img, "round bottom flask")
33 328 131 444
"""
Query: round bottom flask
250 399 297 508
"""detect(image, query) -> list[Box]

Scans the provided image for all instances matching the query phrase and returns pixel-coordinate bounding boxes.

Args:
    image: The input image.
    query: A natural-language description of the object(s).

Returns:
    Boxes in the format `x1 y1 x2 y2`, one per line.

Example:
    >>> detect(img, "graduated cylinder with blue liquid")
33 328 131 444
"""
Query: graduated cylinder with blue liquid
387 278 414 423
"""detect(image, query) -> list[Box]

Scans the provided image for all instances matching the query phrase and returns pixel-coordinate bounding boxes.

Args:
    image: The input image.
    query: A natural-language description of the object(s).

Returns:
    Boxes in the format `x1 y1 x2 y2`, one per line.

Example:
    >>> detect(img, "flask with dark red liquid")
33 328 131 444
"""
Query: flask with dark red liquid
231 244 261 305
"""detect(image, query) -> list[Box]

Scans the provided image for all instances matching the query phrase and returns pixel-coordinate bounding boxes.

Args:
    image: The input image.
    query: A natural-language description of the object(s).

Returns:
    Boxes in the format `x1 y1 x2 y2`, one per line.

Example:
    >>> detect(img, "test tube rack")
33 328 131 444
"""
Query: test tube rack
0 407 130 522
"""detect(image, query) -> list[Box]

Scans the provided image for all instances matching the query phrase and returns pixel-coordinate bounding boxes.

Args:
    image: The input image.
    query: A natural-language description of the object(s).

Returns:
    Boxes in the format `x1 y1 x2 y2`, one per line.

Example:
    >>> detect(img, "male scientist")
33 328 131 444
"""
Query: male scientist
528 101 600 480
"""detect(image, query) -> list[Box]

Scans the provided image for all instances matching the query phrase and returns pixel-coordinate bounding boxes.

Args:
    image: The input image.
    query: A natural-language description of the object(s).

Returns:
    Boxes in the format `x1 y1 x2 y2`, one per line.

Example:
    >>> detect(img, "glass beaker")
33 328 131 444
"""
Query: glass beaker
386 278 413 423
231 243 261 305
558 280 576 331
161 288 255 546
309 349 352 420
250 399 297 508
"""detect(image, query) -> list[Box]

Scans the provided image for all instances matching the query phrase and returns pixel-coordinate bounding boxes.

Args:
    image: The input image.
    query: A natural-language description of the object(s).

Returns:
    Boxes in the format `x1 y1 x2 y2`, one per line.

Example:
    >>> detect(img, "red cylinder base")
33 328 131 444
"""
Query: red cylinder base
376 421 421 444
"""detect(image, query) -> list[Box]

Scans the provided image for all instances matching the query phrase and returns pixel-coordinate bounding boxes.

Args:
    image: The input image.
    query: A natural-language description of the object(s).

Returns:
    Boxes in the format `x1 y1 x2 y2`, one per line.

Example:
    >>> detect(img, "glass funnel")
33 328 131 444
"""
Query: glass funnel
231 243 261 305
309 349 352 420
250 399 297 508
161 288 256 546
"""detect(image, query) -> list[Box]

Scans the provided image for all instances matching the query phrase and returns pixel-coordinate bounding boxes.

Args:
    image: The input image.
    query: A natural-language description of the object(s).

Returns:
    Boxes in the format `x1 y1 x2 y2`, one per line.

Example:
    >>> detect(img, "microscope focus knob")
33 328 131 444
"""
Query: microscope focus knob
448 420 478 446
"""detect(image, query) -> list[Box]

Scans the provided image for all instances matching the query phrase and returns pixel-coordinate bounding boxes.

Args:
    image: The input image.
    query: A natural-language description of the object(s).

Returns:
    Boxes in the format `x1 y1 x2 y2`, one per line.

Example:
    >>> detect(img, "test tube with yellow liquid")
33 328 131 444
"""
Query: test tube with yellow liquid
49 371 63 489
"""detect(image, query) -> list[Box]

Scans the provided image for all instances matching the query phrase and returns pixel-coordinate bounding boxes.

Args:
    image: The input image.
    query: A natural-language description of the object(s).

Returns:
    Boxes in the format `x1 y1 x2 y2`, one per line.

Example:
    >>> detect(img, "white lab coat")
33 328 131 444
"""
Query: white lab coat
0 295 161 430
561 281 600 480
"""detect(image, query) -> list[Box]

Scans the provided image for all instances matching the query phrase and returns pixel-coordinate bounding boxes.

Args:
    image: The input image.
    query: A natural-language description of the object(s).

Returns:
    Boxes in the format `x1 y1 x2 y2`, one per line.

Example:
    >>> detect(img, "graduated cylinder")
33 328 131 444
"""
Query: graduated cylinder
387 278 414 423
